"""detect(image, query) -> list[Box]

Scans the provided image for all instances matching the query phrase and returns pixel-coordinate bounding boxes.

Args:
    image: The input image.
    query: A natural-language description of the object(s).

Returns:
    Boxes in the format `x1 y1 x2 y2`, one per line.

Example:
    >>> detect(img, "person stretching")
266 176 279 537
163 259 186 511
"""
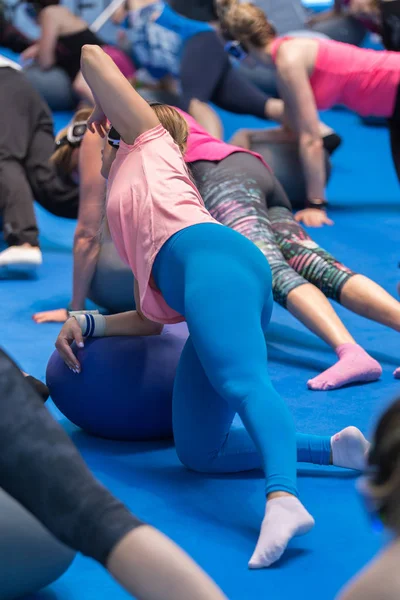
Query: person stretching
218 0 400 226
37 107 400 389
55 42 317 569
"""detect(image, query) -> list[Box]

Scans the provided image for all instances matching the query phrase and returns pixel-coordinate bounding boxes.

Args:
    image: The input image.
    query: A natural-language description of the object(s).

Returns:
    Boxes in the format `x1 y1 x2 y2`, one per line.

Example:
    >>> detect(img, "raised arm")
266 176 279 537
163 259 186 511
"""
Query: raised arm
80 45 159 144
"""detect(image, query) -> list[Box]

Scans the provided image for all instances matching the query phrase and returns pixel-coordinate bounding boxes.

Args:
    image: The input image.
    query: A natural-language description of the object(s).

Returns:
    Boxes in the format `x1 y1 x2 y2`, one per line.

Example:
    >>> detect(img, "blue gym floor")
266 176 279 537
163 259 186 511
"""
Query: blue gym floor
1 103 399 599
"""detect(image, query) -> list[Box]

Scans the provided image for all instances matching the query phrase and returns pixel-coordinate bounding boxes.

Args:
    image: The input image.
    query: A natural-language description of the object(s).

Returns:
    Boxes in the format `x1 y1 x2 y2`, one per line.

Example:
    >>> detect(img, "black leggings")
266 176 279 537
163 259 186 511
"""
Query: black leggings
0 10 32 53
0 348 143 566
0 68 78 247
381 0 400 51
190 153 355 307
180 30 269 118
388 82 400 182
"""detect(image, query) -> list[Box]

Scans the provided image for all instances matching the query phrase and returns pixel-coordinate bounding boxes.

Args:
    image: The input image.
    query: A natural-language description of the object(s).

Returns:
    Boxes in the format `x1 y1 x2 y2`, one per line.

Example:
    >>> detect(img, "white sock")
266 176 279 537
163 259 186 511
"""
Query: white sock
248 496 315 569
331 426 370 471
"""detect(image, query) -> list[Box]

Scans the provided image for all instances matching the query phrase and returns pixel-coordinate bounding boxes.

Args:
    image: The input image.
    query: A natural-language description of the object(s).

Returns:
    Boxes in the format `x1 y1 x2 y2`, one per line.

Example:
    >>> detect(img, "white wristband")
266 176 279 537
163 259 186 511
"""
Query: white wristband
74 313 106 338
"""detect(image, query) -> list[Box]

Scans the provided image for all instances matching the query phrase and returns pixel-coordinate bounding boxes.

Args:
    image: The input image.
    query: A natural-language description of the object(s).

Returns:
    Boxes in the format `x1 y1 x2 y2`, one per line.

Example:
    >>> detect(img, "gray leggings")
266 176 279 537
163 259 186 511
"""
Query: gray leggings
190 153 355 307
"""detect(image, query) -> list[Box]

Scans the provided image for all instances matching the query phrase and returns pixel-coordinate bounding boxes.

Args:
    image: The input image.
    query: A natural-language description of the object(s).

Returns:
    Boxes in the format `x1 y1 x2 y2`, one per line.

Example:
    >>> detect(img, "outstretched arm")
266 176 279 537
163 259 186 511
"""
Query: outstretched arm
80 44 159 144
275 46 327 205
71 130 106 310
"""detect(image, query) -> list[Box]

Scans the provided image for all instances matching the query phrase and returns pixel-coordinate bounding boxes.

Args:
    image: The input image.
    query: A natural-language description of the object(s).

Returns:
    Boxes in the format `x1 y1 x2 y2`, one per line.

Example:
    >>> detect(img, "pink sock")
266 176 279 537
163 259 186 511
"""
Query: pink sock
308 343 382 391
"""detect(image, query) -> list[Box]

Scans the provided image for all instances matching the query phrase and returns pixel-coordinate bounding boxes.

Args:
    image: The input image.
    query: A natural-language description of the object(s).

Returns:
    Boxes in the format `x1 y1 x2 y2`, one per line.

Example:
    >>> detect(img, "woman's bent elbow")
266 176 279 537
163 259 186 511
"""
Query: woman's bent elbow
300 135 323 152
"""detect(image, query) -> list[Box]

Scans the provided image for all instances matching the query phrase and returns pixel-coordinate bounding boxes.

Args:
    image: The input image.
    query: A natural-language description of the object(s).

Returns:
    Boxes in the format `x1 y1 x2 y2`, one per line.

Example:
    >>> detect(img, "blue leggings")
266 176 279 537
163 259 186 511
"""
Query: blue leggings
153 223 331 496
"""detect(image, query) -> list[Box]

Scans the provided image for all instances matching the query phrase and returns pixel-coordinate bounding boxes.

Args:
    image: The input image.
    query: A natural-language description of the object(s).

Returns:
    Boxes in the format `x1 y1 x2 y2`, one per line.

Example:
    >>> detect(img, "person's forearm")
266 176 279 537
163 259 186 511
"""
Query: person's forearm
107 526 228 600
71 235 101 310
81 45 158 143
244 127 297 144
188 99 223 139
37 45 55 70
299 137 327 202
104 311 164 337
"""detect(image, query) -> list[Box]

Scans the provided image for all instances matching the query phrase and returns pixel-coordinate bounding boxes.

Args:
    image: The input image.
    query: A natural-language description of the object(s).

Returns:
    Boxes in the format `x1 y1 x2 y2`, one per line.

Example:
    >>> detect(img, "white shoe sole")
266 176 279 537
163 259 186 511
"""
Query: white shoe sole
0 262 41 275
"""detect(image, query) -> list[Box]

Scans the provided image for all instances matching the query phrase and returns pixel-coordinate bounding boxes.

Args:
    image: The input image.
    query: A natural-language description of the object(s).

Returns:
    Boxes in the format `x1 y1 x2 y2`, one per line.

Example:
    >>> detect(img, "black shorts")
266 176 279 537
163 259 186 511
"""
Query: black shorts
180 30 271 119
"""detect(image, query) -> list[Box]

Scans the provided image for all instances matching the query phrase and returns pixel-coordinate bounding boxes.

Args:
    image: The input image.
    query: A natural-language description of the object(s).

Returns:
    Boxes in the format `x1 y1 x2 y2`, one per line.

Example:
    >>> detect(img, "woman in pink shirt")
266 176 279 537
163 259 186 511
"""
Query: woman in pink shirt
219 0 400 227
55 43 317 570
42 105 400 391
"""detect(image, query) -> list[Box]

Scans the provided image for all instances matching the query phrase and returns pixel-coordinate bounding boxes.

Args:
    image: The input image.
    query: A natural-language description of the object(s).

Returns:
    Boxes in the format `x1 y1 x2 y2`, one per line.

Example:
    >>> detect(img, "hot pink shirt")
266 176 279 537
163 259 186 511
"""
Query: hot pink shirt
106 124 218 324
271 37 400 117
176 108 271 169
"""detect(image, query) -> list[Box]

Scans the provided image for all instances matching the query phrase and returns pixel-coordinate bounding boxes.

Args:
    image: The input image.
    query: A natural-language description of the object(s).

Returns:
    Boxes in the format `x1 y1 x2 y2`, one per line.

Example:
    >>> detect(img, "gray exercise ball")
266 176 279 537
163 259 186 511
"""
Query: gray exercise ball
88 239 135 313
23 65 77 111
251 140 331 210
0 488 75 599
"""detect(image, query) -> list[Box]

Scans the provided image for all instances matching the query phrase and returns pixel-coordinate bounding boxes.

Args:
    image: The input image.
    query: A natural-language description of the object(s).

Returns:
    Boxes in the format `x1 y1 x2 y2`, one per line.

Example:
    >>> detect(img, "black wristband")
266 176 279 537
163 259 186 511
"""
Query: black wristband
305 198 328 210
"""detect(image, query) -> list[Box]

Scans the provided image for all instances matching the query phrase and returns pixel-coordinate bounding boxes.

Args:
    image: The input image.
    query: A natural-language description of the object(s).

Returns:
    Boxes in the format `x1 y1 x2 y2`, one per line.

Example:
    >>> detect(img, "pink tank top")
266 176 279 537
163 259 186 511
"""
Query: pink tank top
175 108 271 169
106 124 218 324
271 37 400 117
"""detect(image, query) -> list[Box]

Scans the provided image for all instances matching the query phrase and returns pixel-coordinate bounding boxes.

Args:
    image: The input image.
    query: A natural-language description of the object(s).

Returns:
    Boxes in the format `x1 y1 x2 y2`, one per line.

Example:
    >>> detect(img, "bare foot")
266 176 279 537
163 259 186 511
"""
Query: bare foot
33 308 68 324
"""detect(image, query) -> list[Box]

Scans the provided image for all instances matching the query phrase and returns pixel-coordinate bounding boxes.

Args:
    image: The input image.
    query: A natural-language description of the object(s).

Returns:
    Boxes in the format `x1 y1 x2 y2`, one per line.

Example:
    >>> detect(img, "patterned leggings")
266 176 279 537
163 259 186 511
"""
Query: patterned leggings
190 153 355 307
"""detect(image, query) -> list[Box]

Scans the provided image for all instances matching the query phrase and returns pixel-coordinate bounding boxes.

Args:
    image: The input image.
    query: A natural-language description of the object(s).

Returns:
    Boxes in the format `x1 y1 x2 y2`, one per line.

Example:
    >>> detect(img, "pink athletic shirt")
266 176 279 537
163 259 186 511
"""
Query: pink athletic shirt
271 37 400 117
175 108 271 168
106 124 218 324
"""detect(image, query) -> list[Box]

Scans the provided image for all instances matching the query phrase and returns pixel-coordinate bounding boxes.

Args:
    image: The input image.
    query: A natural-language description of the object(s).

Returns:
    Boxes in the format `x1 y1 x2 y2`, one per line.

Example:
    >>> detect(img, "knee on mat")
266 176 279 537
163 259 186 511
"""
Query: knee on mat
175 440 217 473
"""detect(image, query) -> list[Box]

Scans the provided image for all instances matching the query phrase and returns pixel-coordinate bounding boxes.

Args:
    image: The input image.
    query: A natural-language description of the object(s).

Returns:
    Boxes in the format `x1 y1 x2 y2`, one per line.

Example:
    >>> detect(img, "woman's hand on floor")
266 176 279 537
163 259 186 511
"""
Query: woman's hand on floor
295 208 334 228
20 43 39 64
33 308 69 324
55 318 84 373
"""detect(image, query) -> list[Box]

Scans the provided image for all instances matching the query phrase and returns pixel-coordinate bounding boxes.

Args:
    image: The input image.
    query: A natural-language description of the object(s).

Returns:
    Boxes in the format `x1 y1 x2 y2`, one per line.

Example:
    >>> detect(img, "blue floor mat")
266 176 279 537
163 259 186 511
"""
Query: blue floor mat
1 105 399 600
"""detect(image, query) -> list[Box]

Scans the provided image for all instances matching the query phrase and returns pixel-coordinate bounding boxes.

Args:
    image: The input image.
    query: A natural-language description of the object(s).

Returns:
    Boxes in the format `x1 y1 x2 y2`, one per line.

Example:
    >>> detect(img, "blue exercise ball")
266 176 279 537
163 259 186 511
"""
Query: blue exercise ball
47 324 188 441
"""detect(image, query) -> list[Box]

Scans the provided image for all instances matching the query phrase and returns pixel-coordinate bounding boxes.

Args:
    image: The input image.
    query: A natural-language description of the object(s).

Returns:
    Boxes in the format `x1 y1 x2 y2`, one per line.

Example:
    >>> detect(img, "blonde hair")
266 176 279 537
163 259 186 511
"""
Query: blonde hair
151 103 188 156
367 398 400 533
51 107 92 174
217 0 276 49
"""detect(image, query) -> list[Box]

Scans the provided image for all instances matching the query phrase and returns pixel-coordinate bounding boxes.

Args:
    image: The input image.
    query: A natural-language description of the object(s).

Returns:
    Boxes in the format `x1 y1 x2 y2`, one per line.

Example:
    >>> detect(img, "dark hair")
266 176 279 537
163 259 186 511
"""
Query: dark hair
367 398 400 531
